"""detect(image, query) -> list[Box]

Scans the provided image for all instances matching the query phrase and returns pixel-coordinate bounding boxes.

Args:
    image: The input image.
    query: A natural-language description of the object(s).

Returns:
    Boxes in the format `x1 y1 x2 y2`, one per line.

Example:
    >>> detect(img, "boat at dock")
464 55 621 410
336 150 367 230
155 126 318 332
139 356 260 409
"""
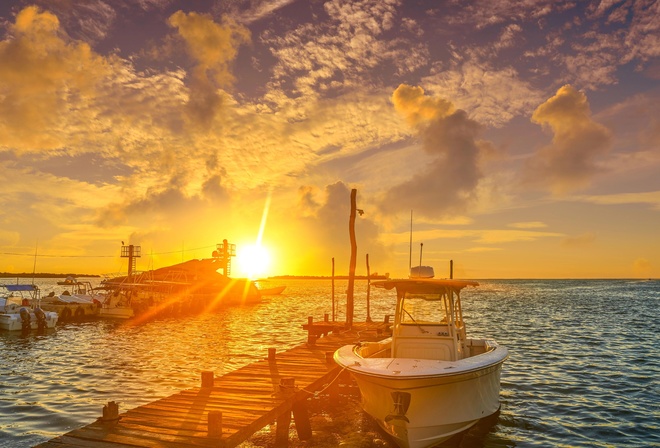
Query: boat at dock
40 280 102 320
334 269 508 448
0 284 59 331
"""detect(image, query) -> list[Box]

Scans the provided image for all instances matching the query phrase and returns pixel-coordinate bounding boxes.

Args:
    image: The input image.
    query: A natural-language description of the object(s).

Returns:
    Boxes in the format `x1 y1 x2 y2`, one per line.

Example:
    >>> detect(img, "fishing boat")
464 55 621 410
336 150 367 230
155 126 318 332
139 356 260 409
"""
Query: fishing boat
334 269 508 448
0 284 59 331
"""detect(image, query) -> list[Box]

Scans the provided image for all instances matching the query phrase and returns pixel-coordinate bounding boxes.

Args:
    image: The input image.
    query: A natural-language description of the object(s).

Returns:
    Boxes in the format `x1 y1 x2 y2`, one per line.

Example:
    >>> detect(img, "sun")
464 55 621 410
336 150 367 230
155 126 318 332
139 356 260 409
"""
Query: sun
236 244 272 279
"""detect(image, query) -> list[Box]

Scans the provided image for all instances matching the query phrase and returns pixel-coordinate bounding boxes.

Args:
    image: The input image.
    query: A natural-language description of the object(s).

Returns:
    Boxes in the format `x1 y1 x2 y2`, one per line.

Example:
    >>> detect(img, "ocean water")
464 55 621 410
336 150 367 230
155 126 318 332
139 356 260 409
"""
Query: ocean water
0 278 658 448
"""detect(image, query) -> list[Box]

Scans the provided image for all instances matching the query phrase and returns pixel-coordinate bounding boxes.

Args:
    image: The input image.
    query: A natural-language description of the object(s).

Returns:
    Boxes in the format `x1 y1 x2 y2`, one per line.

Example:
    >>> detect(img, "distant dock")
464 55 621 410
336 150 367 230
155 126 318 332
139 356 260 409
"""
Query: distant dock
34 317 391 448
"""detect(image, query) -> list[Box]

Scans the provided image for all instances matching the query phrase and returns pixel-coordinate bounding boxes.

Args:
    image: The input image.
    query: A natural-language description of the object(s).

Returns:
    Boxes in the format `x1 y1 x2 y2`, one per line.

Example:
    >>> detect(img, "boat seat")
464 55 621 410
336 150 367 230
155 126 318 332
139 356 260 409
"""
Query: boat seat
393 338 454 361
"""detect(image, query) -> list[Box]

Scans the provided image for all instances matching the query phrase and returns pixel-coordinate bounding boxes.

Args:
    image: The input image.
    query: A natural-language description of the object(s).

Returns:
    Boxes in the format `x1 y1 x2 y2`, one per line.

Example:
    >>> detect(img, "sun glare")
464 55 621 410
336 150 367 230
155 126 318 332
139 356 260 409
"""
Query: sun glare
237 244 272 279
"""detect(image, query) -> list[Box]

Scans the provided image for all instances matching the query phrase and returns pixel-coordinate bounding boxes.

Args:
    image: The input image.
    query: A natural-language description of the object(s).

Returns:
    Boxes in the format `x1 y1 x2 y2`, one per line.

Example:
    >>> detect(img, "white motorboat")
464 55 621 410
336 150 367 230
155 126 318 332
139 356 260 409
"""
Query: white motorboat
40 280 103 320
0 284 59 331
334 273 508 448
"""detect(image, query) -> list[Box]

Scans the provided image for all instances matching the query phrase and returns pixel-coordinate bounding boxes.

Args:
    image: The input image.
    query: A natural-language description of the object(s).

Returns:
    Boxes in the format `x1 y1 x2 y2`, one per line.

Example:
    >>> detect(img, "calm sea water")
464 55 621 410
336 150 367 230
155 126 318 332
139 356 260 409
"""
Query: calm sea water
1 278 658 448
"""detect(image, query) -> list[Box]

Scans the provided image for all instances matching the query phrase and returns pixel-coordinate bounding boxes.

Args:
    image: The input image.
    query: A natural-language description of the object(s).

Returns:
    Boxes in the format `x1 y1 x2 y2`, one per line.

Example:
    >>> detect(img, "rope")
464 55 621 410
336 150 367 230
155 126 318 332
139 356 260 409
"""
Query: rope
300 364 350 397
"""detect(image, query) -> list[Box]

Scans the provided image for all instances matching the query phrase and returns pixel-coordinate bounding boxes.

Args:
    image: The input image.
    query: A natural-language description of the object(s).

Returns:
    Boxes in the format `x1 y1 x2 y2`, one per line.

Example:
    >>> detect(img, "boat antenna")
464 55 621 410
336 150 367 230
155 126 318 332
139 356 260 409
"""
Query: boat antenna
32 240 38 286
408 210 413 273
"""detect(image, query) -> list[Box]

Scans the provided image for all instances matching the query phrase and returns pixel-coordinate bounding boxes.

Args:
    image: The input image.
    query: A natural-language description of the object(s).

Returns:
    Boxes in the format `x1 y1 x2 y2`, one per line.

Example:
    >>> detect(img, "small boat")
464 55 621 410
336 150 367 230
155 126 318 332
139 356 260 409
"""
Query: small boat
0 284 59 332
57 276 78 286
334 270 508 448
97 287 135 319
41 280 103 320
258 285 286 295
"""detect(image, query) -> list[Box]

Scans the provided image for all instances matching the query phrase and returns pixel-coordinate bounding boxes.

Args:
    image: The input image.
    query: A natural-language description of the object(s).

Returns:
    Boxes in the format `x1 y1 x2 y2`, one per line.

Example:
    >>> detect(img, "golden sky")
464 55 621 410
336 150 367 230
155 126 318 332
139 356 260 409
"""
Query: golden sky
0 1 659 279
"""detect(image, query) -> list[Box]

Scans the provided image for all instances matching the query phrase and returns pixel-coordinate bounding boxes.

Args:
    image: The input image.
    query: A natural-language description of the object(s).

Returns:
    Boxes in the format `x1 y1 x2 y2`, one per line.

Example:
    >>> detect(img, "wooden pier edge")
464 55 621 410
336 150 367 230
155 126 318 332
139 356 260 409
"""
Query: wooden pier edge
34 319 391 448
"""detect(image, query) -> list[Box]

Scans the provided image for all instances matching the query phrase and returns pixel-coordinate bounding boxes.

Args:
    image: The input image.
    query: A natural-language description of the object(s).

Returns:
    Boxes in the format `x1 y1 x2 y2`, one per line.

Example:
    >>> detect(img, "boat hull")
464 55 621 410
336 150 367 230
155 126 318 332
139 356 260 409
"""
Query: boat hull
0 309 59 331
335 345 507 448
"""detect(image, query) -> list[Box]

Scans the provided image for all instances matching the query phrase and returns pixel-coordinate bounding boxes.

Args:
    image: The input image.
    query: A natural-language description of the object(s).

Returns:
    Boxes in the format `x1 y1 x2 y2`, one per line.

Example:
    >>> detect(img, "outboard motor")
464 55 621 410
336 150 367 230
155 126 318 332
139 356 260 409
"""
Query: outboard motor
19 307 31 332
34 307 47 332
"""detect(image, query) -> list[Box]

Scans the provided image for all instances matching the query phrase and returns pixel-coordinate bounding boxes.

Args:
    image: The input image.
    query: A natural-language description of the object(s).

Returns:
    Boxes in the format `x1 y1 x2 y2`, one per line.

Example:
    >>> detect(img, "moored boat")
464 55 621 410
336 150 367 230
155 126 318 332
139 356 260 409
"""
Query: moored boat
0 284 59 332
334 270 508 448
257 285 286 295
41 280 102 320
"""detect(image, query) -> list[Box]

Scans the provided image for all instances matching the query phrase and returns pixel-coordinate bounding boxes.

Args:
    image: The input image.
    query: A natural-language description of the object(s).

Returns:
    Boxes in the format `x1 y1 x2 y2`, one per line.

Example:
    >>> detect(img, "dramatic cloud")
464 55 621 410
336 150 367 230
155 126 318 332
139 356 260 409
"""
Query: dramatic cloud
168 11 250 128
523 85 612 194
380 84 484 218
0 6 111 152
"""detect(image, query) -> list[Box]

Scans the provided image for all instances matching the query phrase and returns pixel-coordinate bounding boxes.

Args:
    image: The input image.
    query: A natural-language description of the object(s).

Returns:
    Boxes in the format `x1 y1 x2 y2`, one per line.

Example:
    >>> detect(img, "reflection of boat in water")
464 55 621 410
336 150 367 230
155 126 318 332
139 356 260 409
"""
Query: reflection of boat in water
0 284 59 332
41 280 102 321
334 270 508 448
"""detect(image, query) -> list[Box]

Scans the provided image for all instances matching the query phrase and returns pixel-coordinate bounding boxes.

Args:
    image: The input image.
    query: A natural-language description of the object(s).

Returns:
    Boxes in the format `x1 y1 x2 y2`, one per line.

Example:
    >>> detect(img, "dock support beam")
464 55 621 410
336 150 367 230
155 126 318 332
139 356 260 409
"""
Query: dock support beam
208 411 223 438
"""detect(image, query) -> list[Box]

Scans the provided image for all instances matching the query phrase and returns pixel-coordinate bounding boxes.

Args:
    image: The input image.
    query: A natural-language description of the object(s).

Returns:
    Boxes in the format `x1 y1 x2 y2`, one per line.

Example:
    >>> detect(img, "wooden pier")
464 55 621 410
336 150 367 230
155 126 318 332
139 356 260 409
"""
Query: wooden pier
35 318 392 448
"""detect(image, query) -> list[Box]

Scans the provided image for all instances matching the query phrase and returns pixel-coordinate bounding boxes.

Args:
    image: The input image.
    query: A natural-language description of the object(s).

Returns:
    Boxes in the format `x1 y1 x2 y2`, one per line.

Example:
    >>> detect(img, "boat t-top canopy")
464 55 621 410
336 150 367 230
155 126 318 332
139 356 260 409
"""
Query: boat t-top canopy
2 284 39 292
372 278 479 296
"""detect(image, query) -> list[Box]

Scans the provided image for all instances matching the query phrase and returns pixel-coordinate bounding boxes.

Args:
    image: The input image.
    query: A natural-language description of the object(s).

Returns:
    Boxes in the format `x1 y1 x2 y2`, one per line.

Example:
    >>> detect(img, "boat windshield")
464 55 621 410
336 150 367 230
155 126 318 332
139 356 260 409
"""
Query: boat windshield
400 292 449 324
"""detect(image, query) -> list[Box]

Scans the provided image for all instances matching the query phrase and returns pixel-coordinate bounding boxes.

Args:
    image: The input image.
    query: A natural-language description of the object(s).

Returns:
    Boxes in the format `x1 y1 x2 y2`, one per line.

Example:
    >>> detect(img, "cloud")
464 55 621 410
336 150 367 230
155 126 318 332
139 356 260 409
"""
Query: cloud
561 232 596 248
380 84 484 218
167 10 250 128
263 0 429 99
0 6 111 152
294 182 389 273
509 221 547 229
575 191 660 210
522 85 612 194
421 60 544 127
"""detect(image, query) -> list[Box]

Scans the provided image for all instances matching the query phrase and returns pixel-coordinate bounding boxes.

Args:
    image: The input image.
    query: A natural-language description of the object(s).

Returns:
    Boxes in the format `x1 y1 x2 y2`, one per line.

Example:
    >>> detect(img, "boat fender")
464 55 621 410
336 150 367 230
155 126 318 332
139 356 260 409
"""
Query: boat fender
74 307 85 318
61 307 72 320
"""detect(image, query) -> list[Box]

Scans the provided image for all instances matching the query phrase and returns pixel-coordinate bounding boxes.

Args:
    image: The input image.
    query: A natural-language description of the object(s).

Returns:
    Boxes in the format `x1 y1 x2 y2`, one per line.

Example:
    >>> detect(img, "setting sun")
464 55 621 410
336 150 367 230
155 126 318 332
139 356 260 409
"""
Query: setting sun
236 244 272 279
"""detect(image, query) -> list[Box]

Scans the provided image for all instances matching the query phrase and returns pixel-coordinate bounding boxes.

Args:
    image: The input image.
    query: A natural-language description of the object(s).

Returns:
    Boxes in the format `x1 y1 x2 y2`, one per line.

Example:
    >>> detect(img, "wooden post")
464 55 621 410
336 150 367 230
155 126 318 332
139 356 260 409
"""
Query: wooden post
306 316 315 345
275 408 292 446
331 257 335 321
292 400 312 440
450 259 454 279
100 401 119 422
201 371 214 388
208 411 222 438
366 253 372 322
346 189 357 328
268 347 276 362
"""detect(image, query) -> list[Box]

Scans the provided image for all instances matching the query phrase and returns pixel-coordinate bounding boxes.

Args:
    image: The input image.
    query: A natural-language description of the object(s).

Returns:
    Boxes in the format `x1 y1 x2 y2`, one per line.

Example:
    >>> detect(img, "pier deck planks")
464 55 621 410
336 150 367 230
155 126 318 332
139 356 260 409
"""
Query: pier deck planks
34 321 388 448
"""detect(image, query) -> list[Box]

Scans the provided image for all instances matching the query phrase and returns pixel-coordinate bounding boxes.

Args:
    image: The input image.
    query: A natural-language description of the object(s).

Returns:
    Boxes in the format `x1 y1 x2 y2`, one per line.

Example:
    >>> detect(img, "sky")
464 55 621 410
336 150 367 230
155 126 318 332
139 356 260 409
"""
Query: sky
0 0 658 279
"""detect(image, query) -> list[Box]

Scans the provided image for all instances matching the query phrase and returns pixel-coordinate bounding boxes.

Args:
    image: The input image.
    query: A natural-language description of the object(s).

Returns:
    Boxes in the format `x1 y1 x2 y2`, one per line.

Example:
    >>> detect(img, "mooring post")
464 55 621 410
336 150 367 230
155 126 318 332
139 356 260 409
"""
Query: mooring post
275 378 297 446
307 316 315 345
99 401 120 423
292 399 312 441
268 347 276 362
208 411 222 438
201 371 214 388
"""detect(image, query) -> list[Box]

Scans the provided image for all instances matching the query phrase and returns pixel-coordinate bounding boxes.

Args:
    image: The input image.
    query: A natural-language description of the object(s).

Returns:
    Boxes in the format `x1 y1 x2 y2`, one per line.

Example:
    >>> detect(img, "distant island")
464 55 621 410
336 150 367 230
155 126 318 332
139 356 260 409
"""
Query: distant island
0 272 101 278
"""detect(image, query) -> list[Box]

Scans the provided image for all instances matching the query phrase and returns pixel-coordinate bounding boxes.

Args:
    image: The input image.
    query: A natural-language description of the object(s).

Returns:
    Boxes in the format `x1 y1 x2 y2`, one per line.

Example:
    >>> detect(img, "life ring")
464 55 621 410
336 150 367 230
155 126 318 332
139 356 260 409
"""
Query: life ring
74 307 85 318
60 307 72 320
